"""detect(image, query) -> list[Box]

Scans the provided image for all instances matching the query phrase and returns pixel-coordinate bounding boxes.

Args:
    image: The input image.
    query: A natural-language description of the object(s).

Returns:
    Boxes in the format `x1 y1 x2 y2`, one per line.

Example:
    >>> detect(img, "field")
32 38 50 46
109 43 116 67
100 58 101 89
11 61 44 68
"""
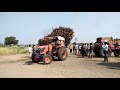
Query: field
0 52 120 78
0 46 28 55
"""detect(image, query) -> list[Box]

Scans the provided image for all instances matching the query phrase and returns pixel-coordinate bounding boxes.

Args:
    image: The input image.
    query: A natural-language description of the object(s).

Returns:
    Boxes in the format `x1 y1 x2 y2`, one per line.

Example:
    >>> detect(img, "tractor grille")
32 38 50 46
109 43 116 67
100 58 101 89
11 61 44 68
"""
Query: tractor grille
36 47 45 53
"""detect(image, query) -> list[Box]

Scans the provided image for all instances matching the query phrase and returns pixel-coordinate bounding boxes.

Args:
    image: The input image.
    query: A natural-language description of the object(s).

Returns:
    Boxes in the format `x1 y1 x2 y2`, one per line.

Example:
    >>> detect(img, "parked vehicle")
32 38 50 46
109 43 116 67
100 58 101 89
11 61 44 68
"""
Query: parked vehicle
114 38 120 57
94 37 114 57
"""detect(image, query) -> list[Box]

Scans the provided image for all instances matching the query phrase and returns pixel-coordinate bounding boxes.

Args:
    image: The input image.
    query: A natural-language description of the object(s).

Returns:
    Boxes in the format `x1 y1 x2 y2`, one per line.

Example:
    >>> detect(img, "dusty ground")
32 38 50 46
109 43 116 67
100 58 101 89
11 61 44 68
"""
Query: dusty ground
0 53 120 78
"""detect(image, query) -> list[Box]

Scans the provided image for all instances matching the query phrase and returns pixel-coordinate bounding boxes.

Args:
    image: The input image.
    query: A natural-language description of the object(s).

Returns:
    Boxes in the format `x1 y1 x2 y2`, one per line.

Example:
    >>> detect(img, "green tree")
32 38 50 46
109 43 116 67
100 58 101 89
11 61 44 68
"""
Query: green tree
4 36 19 45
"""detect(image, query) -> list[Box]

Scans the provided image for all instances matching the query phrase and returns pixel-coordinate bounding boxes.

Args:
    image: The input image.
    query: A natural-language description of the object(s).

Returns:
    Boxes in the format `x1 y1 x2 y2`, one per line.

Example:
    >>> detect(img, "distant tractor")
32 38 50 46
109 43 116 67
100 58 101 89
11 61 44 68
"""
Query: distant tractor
94 37 115 57
114 38 120 57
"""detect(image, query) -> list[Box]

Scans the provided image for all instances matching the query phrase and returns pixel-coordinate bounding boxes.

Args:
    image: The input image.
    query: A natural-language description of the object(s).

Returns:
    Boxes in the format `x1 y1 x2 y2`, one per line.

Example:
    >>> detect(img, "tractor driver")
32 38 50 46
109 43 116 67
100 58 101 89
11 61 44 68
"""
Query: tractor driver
56 39 60 45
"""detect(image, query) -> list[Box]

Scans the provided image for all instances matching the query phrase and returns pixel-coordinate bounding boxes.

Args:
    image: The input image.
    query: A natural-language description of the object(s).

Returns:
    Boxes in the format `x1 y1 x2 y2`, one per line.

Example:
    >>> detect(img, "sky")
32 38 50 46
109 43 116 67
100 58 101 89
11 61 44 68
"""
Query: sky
0 12 120 44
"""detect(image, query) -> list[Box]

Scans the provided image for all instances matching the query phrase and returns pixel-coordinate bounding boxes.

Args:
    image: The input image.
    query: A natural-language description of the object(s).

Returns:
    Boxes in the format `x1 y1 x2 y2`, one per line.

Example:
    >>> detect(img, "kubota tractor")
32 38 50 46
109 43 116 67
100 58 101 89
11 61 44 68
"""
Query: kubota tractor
32 36 68 64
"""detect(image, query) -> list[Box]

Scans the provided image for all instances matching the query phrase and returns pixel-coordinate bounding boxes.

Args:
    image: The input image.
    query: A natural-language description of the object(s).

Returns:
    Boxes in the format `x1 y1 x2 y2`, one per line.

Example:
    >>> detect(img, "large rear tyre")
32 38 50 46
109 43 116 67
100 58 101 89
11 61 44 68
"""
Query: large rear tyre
114 50 120 57
43 55 53 64
94 50 99 57
58 47 67 61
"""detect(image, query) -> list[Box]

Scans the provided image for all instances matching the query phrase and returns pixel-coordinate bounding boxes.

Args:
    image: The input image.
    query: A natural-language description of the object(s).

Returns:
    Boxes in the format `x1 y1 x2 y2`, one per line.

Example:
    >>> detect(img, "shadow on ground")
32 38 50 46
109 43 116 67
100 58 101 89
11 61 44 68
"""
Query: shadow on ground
24 57 65 65
24 61 47 65
97 62 120 70
25 61 34 65
86 59 101 62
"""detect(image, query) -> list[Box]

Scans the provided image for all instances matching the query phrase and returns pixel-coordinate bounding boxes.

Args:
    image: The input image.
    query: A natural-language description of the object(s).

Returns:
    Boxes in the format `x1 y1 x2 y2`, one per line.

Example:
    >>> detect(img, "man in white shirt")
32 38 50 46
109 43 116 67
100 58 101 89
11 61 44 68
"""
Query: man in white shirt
78 44 82 56
102 42 109 63
28 44 32 58
75 43 78 55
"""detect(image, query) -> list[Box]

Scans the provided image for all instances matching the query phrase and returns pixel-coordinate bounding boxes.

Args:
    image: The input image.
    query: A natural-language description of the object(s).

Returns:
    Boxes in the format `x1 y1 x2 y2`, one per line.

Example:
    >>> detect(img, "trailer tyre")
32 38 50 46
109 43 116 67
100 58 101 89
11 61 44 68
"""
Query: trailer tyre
114 50 119 57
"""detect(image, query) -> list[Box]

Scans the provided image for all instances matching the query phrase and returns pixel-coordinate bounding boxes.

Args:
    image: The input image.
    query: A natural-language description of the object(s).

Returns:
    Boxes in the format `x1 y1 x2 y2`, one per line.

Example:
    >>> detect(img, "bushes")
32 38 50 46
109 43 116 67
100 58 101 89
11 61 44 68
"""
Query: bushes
0 45 28 55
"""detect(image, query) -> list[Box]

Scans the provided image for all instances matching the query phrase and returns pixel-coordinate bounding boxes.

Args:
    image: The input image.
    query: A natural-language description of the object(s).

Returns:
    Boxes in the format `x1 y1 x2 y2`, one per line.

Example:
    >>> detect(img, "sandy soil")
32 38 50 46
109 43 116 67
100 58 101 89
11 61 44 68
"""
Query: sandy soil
0 53 120 78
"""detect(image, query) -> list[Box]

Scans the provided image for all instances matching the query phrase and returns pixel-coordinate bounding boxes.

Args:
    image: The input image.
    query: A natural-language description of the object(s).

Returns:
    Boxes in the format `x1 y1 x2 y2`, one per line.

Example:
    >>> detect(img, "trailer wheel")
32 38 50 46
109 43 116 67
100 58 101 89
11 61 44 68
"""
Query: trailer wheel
94 49 99 57
114 50 120 57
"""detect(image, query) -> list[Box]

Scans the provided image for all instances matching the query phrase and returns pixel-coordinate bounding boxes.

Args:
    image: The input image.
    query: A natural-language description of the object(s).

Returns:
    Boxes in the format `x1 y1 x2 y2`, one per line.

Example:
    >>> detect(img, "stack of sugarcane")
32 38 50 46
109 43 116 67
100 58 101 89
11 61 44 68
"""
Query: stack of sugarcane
38 26 74 46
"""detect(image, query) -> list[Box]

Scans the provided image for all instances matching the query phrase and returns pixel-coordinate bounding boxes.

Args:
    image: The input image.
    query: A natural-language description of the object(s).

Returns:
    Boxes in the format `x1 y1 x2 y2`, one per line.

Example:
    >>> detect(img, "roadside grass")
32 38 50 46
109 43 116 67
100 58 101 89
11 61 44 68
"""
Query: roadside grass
0 45 28 56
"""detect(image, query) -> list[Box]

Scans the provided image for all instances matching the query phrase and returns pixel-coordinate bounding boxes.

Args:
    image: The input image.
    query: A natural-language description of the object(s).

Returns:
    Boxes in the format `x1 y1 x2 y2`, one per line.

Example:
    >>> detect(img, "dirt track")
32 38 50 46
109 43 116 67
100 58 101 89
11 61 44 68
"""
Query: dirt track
0 53 120 78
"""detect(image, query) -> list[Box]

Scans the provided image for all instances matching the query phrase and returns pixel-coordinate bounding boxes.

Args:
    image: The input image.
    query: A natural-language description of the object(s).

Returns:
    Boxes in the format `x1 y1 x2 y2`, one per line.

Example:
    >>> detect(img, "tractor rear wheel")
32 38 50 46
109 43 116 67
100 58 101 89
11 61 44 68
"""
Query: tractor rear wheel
43 55 53 64
58 47 67 61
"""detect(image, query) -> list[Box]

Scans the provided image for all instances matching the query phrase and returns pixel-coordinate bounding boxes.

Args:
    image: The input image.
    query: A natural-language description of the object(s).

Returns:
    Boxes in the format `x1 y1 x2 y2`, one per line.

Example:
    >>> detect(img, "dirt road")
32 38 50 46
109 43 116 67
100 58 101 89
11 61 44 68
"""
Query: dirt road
0 54 120 78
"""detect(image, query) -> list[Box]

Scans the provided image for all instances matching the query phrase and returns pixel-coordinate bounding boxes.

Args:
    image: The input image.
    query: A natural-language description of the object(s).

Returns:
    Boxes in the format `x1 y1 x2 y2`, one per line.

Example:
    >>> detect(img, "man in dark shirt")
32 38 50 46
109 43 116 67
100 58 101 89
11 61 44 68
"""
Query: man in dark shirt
81 44 85 57
88 43 94 58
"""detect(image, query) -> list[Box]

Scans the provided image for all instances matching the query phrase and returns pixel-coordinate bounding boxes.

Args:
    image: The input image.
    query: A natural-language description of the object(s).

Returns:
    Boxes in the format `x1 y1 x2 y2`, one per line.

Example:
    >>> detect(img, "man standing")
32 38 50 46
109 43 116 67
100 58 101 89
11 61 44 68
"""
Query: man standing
69 43 73 53
75 43 77 55
73 44 75 54
78 44 82 56
28 44 32 58
81 44 85 57
102 42 109 63
88 43 94 58
84 43 88 56
74 43 78 55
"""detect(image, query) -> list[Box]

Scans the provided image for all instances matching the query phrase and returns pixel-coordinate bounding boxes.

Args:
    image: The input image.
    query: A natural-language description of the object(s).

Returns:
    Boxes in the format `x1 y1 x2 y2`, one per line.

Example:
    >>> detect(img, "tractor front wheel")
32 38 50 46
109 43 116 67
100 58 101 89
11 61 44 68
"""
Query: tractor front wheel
43 55 53 64
32 57 40 63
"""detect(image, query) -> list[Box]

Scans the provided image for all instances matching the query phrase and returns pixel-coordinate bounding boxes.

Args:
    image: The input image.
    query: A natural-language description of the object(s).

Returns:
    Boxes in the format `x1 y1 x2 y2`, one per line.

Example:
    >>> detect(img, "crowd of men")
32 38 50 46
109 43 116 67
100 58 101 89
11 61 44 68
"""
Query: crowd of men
69 42 109 63
69 43 94 58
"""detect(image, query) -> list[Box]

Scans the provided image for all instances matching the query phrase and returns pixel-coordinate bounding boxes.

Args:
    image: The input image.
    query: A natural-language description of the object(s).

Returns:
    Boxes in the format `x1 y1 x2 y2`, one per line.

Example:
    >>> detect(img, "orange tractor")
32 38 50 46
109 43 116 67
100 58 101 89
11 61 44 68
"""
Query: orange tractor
32 36 68 64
